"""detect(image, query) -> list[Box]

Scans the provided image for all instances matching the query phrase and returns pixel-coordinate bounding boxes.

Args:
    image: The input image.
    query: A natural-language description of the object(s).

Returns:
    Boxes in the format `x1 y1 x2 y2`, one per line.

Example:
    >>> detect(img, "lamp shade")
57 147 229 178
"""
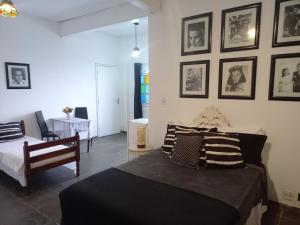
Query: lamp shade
132 47 140 58
0 0 18 18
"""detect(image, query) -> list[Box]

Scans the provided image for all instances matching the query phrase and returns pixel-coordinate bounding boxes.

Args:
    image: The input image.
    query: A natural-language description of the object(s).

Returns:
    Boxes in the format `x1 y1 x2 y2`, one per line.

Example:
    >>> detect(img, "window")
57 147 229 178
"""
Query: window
141 64 150 104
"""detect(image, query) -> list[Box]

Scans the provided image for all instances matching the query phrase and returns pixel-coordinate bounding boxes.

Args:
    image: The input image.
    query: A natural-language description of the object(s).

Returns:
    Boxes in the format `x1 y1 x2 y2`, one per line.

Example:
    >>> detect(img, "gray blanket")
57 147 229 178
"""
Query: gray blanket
118 150 267 225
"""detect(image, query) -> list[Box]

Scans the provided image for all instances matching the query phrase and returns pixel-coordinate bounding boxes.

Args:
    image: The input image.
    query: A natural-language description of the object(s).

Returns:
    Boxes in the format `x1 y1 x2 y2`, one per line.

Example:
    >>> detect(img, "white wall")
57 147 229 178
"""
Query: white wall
0 15 121 138
119 33 149 131
148 0 300 206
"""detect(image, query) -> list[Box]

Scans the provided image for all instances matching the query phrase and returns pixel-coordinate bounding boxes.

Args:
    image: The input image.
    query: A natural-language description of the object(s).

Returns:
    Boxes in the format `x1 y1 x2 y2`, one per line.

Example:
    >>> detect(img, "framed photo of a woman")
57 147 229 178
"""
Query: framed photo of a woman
221 3 261 52
180 60 210 98
181 12 212 56
218 57 257 100
5 62 31 89
269 53 300 101
272 0 300 47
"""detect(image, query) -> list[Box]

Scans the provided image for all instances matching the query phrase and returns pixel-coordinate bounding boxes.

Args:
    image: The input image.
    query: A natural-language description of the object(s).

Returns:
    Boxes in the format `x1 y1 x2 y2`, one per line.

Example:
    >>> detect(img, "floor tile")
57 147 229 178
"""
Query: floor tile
22 189 59 209
279 216 300 225
261 211 281 225
283 206 300 223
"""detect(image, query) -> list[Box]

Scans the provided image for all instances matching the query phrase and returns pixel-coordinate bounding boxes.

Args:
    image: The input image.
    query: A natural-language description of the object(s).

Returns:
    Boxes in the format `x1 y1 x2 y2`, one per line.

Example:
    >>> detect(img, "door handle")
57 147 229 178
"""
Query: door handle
117 98 120 105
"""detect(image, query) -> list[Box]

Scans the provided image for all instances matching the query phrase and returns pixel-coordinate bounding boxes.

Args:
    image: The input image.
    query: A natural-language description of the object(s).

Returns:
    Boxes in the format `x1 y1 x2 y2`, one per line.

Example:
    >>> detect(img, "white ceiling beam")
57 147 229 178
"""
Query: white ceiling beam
59 3 148 37
126 0 161 13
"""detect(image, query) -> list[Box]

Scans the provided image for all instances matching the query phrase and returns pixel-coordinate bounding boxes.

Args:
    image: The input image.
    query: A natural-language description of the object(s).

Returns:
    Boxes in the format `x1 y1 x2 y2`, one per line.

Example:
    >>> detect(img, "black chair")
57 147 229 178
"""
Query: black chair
74 107 93 148
35 111 60 141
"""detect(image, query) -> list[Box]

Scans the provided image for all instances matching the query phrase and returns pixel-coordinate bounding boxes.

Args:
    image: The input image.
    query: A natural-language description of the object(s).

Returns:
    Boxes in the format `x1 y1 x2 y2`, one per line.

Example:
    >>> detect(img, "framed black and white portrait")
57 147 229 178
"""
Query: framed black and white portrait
221 3 261 52
181 12 212 56
180 60 210 98
5 62 31 89
218 57 257 100
273 0 300 47
269 53 300 101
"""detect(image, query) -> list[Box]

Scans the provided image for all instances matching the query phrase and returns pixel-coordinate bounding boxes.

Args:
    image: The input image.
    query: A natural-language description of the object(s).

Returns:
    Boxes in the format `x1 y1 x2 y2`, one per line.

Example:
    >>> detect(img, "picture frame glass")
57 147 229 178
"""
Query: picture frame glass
184 17 209 53
221 61 253 97
224 7 258 49
7 64 30 88
276 0 300 44
272 57 300 98
182 64 207 96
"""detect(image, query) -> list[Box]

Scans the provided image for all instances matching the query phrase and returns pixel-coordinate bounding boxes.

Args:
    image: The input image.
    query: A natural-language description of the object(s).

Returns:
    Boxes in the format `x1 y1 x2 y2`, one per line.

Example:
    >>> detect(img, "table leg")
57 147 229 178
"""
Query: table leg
87 121 91 152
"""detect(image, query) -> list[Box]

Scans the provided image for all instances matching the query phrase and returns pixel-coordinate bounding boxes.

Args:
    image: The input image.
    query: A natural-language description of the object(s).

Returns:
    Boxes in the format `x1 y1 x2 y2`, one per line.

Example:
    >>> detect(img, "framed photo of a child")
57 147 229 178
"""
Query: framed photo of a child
272 0 300 47
218 57 257 100
5 62 31 89
181 12 212 56
180 60 210 98
269 53 300 101
220 3 261 52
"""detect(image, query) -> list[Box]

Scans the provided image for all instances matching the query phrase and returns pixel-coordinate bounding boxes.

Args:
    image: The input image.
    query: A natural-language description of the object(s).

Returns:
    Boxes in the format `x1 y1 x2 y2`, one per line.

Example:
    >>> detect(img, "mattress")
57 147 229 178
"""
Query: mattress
60 150 268 225
0 136 72 186
60 168 239 225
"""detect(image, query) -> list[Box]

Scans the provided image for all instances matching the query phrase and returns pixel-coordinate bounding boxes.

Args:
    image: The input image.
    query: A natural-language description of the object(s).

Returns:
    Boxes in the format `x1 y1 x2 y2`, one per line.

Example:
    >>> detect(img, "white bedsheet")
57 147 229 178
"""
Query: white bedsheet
244 202 267 225
0 136 69 186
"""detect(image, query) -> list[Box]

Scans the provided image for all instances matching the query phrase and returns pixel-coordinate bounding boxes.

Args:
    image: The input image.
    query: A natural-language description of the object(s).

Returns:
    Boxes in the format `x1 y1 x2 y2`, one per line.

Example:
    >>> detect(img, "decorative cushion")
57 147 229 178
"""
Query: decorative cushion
0 122 24 143
161 123 216 156
170 133 203 169
161 124 176 156
238 133 267 166
203 132 244 168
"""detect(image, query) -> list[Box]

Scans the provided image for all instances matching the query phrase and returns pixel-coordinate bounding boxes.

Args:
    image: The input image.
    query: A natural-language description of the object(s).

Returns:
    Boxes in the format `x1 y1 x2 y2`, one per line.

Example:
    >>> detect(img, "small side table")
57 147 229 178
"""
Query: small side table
128 145 153 161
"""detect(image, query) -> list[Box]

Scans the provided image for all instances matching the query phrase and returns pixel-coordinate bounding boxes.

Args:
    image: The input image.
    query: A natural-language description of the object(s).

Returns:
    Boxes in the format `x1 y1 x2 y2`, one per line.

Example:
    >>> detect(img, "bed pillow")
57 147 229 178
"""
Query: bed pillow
170 133 203 169
0 122 24 143
203 132 244 168
161 123 216 156
238 133 267 166
161 124 176 156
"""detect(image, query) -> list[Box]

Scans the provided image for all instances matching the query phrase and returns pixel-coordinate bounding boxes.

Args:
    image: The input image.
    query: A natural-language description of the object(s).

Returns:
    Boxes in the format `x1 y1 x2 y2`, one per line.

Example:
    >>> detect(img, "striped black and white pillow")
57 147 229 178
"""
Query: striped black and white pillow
161 123 215 157
203 133 244 168
161 124 176 156
170 133 203 169
0 122 24 143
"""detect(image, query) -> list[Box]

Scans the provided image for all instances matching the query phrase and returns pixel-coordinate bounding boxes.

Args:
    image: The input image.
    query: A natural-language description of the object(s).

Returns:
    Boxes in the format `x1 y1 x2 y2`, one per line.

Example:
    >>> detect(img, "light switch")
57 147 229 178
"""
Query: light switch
161 97 167 105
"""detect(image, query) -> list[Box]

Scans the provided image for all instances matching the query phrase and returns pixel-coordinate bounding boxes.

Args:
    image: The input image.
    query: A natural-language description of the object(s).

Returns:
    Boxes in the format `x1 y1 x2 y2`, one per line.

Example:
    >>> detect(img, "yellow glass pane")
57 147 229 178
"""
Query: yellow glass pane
144 75 150 84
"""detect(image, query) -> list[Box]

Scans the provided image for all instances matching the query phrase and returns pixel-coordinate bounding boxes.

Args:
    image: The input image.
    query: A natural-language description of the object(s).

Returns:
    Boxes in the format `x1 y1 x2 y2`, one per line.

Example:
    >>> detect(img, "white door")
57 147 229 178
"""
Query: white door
96 65 121 137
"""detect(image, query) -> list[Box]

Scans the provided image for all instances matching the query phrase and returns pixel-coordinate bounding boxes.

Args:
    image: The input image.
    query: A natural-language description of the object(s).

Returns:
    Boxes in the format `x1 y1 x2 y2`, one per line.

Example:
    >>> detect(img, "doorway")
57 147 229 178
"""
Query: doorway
96 64 121 137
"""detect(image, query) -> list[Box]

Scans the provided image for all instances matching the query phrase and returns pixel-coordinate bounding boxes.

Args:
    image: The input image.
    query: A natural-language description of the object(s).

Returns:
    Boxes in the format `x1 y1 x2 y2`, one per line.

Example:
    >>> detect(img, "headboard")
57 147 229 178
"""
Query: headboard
192 106 231 128
20 120 26 135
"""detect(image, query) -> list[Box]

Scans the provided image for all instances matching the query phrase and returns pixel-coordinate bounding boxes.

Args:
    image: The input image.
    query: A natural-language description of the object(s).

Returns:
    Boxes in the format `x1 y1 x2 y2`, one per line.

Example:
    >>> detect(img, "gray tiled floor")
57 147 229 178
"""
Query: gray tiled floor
1 132 300 225
0 133 128 225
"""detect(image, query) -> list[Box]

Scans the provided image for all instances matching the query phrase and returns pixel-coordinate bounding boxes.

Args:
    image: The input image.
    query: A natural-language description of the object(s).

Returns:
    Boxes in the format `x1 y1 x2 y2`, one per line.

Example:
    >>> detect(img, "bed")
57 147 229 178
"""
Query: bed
59 107 268 225
0 120 80 187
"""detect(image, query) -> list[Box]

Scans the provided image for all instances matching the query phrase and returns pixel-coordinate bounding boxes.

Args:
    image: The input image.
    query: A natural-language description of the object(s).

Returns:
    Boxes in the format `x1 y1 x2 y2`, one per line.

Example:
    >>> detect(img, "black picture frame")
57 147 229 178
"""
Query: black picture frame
220 2 261 52
180 60 210 98
272 0 300 47
218 56 257 100
181 12 212 56
5 62 31 89
269 53 300 101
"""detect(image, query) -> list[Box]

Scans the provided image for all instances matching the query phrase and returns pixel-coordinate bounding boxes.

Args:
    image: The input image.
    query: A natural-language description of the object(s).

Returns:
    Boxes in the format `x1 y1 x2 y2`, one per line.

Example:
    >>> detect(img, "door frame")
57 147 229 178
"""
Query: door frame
95 63 119 137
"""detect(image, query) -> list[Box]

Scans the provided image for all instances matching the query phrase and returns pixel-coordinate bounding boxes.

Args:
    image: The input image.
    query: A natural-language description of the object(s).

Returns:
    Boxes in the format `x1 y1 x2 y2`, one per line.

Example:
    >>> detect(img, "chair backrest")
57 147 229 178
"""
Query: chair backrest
35 111 49 134
74 107 88 119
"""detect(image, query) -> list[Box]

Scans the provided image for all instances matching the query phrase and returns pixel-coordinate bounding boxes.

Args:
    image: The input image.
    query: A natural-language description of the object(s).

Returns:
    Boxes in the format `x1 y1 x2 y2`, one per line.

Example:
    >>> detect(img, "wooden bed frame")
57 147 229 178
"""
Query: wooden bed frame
20 121 80 187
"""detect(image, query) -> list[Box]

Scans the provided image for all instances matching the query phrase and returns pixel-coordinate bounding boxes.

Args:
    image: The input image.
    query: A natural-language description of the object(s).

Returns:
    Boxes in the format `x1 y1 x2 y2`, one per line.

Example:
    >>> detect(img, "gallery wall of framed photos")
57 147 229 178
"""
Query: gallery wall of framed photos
179 0 300 102
148 0 300 208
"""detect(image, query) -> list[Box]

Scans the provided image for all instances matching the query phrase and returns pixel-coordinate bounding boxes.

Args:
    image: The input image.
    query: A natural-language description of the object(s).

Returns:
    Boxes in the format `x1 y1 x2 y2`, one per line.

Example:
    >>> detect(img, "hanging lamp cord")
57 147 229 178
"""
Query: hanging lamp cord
134 23 138 48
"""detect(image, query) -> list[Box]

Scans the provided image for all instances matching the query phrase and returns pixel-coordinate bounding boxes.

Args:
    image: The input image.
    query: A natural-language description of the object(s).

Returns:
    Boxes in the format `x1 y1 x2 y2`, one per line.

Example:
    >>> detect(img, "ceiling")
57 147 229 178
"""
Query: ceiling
13 0 128 22
97 17 148 37
12 0 159 36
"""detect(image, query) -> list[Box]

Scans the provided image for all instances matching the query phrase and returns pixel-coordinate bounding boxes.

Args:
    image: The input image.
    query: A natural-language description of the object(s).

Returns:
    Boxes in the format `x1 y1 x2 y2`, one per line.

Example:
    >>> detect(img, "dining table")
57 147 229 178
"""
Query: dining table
51 117 91 152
